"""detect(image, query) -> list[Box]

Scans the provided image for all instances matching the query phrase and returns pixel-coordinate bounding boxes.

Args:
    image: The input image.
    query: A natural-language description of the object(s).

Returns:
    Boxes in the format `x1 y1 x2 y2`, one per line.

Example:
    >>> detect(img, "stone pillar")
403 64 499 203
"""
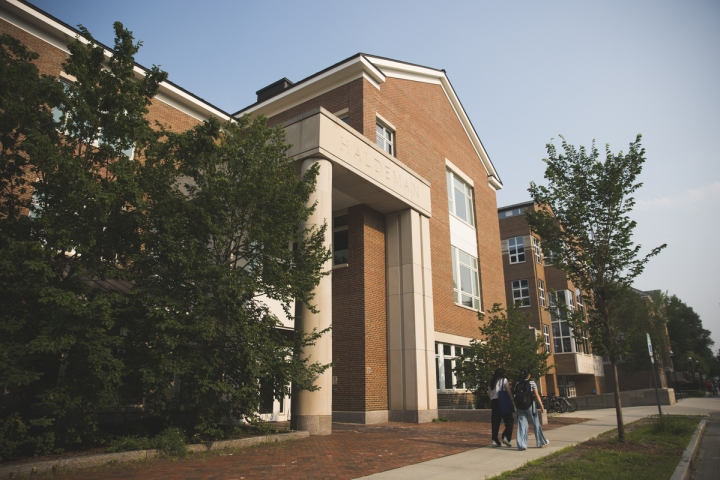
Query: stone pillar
386 209 438 423
291 158 333 435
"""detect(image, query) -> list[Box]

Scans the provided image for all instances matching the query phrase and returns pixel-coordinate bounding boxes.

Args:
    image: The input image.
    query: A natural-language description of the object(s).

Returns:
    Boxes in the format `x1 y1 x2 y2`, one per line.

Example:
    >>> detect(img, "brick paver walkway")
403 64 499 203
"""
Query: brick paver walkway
53 419 576 479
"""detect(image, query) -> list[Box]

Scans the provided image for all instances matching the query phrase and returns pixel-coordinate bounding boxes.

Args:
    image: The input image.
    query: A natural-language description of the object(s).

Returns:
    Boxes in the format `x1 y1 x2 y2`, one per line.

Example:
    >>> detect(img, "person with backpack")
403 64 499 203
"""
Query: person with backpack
488 368 515 447
514 368 549 450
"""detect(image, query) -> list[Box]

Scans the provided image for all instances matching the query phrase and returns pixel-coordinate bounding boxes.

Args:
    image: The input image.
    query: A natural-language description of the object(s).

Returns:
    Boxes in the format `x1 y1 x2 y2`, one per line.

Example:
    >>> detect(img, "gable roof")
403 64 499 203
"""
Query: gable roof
236 53 503 190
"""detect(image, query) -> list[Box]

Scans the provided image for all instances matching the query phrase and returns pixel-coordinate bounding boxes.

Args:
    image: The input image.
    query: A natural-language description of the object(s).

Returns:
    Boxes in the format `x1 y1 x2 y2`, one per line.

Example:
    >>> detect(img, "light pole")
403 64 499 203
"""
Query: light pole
688 357 695 389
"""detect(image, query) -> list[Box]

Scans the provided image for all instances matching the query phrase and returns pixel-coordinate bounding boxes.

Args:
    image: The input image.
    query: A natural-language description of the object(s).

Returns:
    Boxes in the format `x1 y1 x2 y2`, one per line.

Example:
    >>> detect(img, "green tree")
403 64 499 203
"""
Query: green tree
527 135 666 442
664 294 717 380
455 304 551 408
0 24 166 459
125 115 331 438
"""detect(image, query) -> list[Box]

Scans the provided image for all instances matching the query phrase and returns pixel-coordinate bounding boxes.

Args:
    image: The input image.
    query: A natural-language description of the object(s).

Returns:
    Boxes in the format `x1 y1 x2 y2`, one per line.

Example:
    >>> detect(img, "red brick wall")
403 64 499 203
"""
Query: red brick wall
332 205 387 411
267 79 364 133
361 77 505 340
0 18 202 135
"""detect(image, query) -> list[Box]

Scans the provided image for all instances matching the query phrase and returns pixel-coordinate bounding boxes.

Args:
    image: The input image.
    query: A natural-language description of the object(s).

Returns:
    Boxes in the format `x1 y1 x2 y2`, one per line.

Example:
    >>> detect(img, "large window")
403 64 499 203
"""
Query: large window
551 290 576 353
508 236 525 263
512 279 530 307
533 237 542 264
446 170 475 226
376 122 394 155
451 246 481 310
498 206 527 219
538 279 546 307
333 214 348 266
435 343 469 391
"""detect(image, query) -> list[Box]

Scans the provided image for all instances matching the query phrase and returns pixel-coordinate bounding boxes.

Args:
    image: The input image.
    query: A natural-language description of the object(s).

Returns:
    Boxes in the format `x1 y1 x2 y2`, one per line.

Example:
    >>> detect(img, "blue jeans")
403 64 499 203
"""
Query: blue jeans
517 407 548 449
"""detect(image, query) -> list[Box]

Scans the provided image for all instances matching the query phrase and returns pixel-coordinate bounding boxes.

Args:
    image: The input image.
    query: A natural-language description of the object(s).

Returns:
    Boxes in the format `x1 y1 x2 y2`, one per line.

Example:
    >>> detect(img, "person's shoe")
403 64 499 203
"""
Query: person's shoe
538 441 550 448
502 437 512 447
491 440 501 447
518 447 527 451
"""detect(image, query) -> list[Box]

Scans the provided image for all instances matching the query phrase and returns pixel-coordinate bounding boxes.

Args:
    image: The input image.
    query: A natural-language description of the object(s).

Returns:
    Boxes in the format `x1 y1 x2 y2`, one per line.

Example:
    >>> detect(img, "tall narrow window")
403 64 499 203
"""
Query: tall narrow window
538 279 546 307
512 279 530 307
533 237 542 264
446 170 474 226
551 290 576 353
333 214 348 266
543 324 551 353
451 246 481 310
376 122 394 155
508 236 525 263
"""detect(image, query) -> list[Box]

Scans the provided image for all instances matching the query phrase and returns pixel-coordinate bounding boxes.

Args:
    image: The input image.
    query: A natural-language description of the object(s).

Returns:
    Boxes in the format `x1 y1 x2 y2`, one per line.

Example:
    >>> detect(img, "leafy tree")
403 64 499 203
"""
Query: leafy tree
605 290 670 380
455 304 551 408
664 294 717 379
527 135 666 441
0 24 166 459
124 115 332 438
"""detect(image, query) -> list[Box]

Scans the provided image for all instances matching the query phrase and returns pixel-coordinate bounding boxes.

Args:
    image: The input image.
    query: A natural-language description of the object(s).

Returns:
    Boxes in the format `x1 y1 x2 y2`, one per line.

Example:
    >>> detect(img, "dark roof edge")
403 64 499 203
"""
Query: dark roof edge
498 200 535 211
17 0 233 119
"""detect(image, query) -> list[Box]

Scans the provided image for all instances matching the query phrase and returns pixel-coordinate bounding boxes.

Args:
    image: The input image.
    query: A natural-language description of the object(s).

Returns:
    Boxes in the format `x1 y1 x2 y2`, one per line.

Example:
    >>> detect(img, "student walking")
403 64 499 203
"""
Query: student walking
514 368 549 450
488 368 514 447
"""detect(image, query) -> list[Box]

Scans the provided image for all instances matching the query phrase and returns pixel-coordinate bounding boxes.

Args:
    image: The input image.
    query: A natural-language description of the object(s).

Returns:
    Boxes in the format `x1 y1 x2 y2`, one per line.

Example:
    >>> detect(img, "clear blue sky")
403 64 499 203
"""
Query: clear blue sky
28 0 720 352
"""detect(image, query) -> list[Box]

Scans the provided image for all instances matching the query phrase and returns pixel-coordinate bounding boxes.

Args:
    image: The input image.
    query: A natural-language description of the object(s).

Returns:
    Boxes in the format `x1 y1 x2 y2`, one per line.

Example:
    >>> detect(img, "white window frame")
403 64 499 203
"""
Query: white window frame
498 206 527 219
538 278 546 307
543 324 551 353
451 246 482 311
446 169 475 227
533 237 542 264
511 279 530 307
375 121 394 156
508 236 525 263
551 290 576 353
435 342 469 391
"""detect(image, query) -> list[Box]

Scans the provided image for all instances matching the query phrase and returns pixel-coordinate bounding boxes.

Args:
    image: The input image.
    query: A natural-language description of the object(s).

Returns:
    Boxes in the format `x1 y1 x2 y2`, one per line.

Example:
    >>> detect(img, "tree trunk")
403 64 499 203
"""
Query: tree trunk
611 360 625 442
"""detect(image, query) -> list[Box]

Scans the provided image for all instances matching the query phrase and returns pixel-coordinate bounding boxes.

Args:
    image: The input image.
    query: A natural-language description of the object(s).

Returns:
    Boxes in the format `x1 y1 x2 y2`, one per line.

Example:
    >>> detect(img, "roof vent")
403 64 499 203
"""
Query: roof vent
256 77 294 103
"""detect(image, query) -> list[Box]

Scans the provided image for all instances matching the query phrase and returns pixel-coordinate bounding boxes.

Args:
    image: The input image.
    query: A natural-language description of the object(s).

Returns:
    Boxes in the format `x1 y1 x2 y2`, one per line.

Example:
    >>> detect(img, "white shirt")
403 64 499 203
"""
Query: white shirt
489 378 508 400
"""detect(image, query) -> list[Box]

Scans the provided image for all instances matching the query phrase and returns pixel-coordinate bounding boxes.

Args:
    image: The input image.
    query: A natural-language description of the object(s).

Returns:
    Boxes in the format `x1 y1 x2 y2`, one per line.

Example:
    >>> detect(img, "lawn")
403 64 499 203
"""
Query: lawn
490 415 702 480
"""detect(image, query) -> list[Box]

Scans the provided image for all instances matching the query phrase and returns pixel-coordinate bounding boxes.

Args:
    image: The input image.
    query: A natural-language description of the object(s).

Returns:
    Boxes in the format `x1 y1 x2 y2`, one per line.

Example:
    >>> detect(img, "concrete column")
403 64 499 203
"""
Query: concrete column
386 209 438 423
291 158 333 435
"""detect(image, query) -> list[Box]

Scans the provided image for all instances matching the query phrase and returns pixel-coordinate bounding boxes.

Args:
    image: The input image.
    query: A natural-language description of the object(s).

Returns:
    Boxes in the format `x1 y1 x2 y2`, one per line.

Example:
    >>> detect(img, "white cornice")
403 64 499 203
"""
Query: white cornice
238 52 503 190
364 56 502 190
237 55 386 119
1 0 230 122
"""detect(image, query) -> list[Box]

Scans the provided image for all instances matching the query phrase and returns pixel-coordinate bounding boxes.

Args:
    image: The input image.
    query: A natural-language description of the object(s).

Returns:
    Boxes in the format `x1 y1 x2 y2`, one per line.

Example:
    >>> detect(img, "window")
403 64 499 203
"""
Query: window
551 290 576 353
538 279 546 307
435 342 469 391
543 324 551 353
533 237 542 264
446 170 474 226
512 279 530 307
376 122 394 155
498 207 527 219
334 108 350 124
333 214 348 266
451 246 481 310
544 248 557 266
508 236 525 263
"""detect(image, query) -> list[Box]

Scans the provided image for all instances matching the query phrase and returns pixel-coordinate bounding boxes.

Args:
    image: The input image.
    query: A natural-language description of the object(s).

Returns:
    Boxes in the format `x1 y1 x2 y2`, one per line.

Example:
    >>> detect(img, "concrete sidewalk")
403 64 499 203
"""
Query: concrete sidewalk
360 397 720 480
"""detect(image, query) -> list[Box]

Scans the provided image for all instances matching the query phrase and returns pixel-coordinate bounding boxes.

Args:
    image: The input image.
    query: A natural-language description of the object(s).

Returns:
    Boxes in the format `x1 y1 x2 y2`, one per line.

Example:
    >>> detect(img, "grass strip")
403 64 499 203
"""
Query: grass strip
490 415 702 480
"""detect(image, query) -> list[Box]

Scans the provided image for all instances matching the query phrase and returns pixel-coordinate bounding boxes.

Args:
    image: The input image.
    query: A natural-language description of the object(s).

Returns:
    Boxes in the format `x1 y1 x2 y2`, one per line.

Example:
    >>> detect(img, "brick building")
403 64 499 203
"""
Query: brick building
2 0 509 435
498 201 605 397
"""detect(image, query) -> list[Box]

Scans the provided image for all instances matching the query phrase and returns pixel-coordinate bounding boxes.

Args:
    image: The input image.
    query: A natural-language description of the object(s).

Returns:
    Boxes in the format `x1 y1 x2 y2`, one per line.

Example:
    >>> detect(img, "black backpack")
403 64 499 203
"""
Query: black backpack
514 380 534 410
